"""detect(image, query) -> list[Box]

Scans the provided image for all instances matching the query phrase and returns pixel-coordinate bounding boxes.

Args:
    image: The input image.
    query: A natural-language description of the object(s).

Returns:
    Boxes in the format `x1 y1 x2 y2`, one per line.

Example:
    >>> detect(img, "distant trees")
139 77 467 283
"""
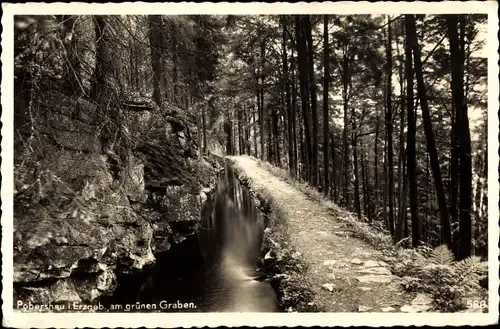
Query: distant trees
14 14 487 261
222 14 488 259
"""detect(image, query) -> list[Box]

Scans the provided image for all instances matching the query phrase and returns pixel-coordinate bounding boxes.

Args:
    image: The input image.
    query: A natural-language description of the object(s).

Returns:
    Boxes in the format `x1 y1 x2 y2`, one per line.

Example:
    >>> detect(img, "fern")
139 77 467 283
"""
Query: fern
428 245 454 266
454 256 487 276
400 245 488 312
453 256 487 290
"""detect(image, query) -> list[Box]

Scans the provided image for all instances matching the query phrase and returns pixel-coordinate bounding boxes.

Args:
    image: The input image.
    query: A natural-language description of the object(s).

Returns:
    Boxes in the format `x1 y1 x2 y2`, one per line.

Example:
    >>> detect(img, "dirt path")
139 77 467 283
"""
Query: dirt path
230 156 418 312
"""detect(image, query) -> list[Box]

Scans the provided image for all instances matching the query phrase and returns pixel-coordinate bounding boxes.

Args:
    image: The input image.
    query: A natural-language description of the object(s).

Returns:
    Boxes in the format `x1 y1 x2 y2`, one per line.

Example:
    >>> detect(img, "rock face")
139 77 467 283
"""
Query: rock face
13 89 220 306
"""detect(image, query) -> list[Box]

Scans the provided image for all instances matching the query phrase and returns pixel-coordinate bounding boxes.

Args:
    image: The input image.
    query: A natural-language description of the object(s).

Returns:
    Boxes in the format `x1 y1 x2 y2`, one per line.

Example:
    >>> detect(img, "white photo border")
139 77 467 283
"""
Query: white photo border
1 2 498 327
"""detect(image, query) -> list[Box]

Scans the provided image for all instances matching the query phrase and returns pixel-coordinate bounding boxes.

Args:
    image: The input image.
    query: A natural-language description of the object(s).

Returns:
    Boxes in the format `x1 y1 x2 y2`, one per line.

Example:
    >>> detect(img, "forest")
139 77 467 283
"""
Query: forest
13 13 488 268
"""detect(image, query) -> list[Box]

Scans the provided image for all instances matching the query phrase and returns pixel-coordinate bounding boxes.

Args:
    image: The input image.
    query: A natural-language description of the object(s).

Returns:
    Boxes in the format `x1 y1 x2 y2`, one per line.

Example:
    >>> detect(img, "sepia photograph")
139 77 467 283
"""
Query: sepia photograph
1 1 498 328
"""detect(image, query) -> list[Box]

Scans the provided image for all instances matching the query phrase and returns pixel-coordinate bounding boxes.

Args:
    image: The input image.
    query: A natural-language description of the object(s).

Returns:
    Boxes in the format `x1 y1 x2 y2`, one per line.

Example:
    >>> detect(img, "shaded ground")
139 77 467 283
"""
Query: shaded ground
230 155 420 312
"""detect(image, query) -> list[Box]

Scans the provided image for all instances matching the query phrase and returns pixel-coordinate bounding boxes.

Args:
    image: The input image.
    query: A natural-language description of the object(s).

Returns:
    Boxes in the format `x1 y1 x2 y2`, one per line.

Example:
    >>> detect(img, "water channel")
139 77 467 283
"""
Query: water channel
105 164 280 312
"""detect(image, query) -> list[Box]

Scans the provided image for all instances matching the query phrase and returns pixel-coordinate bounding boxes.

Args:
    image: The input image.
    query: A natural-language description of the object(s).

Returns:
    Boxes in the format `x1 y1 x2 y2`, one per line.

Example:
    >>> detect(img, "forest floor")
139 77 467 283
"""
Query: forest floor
229 155 431 313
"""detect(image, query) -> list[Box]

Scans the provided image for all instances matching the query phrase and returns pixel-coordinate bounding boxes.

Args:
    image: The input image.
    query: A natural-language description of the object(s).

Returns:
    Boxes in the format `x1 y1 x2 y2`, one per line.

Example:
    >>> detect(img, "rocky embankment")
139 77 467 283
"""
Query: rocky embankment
13 88 221 306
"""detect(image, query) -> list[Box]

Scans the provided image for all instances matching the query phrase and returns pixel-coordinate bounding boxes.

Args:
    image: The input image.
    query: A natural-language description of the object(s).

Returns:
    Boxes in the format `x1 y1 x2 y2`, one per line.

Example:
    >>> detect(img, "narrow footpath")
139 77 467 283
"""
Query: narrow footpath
229 155 424 313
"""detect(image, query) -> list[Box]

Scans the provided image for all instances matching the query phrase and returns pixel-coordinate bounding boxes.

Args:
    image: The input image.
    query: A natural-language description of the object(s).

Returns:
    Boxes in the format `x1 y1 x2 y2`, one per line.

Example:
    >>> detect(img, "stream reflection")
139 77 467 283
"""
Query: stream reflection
196 164 279 312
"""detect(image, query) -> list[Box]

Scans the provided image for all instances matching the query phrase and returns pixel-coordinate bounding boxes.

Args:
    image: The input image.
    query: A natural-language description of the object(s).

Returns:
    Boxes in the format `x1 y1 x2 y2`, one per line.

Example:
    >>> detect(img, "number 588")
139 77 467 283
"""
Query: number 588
466 300 488 309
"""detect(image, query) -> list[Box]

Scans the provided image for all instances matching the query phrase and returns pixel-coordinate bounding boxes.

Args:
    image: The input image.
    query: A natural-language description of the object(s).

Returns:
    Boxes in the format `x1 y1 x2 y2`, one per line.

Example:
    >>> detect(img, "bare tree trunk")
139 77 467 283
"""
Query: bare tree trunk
304 15 319 186
172 23 179 105
407 14 452 248
148 15 164 107
272 107 280 165
341 52 351 207
259 41 266 160
133 37 139 90
257 87 264 159
360 145 369 219
352 133 361 218
447 15 472 259
282 16 295 176
385 17 395 237
60 15 83 94
244 106 251 154
267 110 273 163
291 49 298 177
403 17 420 247
238 106 243 155
330 132 336 200
299 122 306 180
323 15 330 196
253 99 258 158
395 18 406 242
372 107 380 219
295 15 312 182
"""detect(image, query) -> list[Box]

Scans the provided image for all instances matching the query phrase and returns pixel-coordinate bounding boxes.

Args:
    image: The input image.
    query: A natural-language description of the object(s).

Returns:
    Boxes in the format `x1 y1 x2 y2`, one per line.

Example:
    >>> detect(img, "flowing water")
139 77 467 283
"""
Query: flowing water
105 164 280 312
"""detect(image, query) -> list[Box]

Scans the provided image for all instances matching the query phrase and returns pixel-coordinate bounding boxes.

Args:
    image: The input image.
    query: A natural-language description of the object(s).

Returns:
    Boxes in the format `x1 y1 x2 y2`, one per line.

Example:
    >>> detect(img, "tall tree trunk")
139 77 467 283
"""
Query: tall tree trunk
374 105 380 213
447 15 472 259
233 112 237 156
404 16 420 247
128 37 135 87
224 115 232 155
257 87 264 159
323 15 330 196
148 15 164 107
253 99 258 158
352 133 361 218
383 136 388 228
267 111 273 162
330 132 336 200
238 106 243 155
272 107 280 165
282 16 295 176
133 37 139 90
60 15 83 95
91 15 124 164
259 42 266 160
295 15 312 182
385 17 395 237
304 15 319 186
92 16 118 101
341 52 351 207
395 21 406 242
360 144 369 219
244 106 251 154
407 14 452 248
291 49 298 177
172 24 179 105
299 122 306 180
449 101 459 251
